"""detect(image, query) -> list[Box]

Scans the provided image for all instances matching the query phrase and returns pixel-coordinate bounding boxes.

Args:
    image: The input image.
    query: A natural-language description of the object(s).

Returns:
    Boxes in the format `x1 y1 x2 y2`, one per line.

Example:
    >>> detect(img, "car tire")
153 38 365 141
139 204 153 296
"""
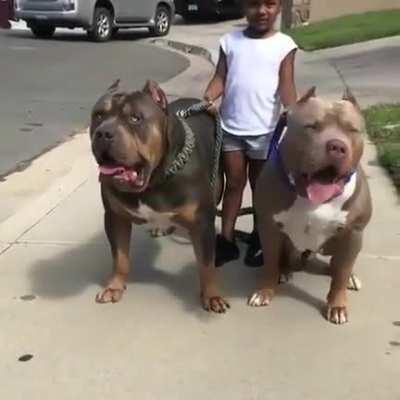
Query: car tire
30 23 56 39
87 7 113 42
149 5 171 37
111 27 119 37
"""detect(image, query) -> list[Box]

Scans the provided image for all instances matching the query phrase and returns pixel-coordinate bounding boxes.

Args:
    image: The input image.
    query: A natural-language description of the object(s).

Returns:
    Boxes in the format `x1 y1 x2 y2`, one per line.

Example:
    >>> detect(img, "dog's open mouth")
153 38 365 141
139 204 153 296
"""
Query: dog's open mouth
98 160 149 191
301 165 345 205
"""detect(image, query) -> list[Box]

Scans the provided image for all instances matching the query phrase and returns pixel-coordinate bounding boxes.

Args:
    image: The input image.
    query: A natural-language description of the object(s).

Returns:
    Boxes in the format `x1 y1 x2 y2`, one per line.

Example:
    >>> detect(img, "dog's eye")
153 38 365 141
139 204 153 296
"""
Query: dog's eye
304 122 319 130
94 112 105 122
129 115 141 125
346 125 360 133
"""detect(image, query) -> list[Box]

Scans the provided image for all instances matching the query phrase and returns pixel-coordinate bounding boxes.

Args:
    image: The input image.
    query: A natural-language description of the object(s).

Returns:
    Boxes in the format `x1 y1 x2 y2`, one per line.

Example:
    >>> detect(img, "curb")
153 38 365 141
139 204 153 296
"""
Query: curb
0 129 84 181
152 38 215 65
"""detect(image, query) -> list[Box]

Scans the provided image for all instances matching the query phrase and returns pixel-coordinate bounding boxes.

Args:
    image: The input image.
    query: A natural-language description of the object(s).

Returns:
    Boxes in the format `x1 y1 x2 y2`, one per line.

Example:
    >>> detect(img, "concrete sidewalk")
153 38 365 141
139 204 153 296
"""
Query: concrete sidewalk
1 19 400 400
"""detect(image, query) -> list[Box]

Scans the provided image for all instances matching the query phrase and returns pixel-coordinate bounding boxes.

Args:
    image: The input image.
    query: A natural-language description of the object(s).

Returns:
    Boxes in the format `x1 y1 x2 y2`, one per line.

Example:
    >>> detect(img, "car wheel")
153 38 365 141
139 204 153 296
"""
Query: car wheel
88 7 113 42
149 5 171 37
30 23 56 39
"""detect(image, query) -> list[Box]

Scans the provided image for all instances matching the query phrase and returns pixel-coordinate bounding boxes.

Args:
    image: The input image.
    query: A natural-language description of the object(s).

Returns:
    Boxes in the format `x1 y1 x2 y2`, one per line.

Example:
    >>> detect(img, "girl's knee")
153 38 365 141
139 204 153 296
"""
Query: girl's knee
225 175 247 193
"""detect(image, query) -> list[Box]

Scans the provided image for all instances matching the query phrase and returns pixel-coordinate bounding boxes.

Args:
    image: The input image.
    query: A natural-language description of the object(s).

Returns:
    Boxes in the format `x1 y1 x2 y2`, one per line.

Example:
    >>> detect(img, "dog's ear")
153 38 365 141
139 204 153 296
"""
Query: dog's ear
342 87 360 109
297 87 316 104
107 79 120 93
143 80 168 112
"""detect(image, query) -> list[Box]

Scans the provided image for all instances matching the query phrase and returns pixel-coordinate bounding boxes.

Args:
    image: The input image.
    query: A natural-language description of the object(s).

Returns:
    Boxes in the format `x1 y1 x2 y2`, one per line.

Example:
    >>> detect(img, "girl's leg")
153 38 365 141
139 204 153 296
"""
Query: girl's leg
245 158 267 267
249 158 266 225
249 159 265 193
221 150 248 241
215 150 247 267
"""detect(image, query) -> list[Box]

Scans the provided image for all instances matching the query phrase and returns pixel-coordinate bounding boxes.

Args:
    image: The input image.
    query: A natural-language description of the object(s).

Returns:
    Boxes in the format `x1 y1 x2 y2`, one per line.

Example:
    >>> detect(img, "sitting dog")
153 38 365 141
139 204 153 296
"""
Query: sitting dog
249 88 372 324
90 80 229 313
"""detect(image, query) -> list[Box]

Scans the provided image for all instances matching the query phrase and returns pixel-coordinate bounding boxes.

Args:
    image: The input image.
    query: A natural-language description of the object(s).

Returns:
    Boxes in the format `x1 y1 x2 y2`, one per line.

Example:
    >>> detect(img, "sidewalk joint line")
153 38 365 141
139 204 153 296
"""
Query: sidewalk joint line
15 178 89 241
0 178 89 256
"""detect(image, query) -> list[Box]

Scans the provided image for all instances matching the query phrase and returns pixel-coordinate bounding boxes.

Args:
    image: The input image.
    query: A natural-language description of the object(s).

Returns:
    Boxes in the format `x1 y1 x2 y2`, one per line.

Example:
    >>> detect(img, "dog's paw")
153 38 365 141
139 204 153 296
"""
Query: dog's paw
149 226 175 238
96 288 125 303
326 305 348 324
201 294 230 314
96 277 126 304
347 274 362 291
248 289 274 307
326 289 348 324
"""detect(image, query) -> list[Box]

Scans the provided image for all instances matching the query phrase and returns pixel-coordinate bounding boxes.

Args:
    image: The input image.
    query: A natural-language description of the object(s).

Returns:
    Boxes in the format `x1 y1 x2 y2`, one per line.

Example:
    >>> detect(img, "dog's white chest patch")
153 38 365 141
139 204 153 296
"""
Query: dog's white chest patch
131 202 176 229
273 174 357 252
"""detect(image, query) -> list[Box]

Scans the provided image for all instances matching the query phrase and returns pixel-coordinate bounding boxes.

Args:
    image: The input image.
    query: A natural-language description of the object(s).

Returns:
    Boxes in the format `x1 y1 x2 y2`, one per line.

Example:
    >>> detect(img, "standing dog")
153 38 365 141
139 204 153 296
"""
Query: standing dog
249 88 372 324
90 80 229 313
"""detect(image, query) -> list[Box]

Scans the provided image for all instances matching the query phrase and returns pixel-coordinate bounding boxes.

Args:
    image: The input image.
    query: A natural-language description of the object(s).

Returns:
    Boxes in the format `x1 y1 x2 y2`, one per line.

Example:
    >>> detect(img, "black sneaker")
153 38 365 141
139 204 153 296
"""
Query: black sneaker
244 230 263 267
215 234 240 267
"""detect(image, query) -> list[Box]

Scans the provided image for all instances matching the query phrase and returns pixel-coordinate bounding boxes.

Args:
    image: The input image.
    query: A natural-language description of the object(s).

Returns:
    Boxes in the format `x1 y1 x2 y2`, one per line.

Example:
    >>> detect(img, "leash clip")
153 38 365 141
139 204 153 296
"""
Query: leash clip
176 109 188 119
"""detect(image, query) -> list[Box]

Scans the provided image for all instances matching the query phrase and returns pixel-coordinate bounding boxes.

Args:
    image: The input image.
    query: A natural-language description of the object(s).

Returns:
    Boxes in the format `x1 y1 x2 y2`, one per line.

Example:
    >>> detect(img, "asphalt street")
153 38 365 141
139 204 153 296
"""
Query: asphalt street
0 29 189 177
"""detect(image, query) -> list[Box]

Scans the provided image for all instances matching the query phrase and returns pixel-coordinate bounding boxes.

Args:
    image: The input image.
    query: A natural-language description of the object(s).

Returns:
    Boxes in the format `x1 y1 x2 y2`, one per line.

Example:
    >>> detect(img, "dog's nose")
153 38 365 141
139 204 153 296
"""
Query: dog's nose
326 139 347 159
95 129 114 142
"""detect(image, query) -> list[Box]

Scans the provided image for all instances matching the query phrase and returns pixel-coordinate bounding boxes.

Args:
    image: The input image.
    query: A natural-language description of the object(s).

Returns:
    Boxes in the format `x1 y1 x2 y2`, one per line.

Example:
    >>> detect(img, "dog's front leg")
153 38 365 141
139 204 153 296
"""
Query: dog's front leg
326 230 362 324
248 221 283 307
96 209 132 304
189 212 230 313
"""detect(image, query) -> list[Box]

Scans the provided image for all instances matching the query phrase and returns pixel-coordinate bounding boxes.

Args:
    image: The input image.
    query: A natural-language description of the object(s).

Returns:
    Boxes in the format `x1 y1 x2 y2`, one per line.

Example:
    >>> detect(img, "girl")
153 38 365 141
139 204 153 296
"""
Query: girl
204 0 298 267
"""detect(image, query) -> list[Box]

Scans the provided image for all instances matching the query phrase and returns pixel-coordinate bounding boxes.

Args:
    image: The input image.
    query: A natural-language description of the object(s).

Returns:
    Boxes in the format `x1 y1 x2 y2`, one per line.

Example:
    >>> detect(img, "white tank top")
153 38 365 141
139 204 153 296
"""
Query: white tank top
220 31 297 136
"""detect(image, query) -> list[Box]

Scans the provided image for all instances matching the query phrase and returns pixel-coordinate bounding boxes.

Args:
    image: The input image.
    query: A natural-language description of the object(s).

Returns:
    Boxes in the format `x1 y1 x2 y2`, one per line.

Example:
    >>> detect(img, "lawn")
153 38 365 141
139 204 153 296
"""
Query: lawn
363 104 400 191
287 10 400 51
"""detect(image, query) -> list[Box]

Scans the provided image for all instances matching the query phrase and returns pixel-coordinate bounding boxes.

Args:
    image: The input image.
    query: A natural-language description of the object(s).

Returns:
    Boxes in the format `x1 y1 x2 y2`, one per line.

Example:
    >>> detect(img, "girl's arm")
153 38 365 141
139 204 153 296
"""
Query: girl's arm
278 49 297 107
203 47 227 103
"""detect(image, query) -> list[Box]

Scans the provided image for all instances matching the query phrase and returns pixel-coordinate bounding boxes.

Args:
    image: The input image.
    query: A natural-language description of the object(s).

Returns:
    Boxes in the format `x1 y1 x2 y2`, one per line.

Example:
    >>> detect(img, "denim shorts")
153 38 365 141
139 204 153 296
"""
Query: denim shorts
222 130 272 160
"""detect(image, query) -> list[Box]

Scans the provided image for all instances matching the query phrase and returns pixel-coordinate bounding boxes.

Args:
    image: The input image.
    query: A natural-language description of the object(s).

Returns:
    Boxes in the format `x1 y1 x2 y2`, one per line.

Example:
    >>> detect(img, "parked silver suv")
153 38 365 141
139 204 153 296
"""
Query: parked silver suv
15 0 174 41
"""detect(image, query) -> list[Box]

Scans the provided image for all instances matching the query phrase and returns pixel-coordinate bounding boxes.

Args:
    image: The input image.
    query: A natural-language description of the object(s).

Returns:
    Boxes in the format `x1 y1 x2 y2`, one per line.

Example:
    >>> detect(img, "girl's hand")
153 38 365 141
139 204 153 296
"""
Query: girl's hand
202 47 227 116
203 96 218 116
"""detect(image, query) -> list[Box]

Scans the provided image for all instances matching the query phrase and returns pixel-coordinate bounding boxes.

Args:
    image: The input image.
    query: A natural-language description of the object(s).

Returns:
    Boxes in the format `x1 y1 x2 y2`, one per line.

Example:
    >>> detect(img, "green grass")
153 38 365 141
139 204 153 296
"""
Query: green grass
363 104 400 190
286 10 400 51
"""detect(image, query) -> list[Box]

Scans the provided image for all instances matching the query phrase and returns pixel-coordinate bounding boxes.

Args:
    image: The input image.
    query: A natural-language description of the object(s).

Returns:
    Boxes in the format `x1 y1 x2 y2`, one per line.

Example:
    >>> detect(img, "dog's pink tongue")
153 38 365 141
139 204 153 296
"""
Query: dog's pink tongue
99 166 138 183
99 166 125 176
306 182 343 205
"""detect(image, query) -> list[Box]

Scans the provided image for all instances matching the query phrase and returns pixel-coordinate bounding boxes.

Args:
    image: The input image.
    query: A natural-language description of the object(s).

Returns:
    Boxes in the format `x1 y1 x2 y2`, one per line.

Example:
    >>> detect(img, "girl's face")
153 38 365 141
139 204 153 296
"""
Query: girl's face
244 0 281 34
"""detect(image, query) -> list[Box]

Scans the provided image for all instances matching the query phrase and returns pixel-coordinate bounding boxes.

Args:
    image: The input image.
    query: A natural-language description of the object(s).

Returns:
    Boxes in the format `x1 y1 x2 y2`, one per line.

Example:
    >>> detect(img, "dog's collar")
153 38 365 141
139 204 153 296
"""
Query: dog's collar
164 114 196 179
267 113 295 188
268 113 356 200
